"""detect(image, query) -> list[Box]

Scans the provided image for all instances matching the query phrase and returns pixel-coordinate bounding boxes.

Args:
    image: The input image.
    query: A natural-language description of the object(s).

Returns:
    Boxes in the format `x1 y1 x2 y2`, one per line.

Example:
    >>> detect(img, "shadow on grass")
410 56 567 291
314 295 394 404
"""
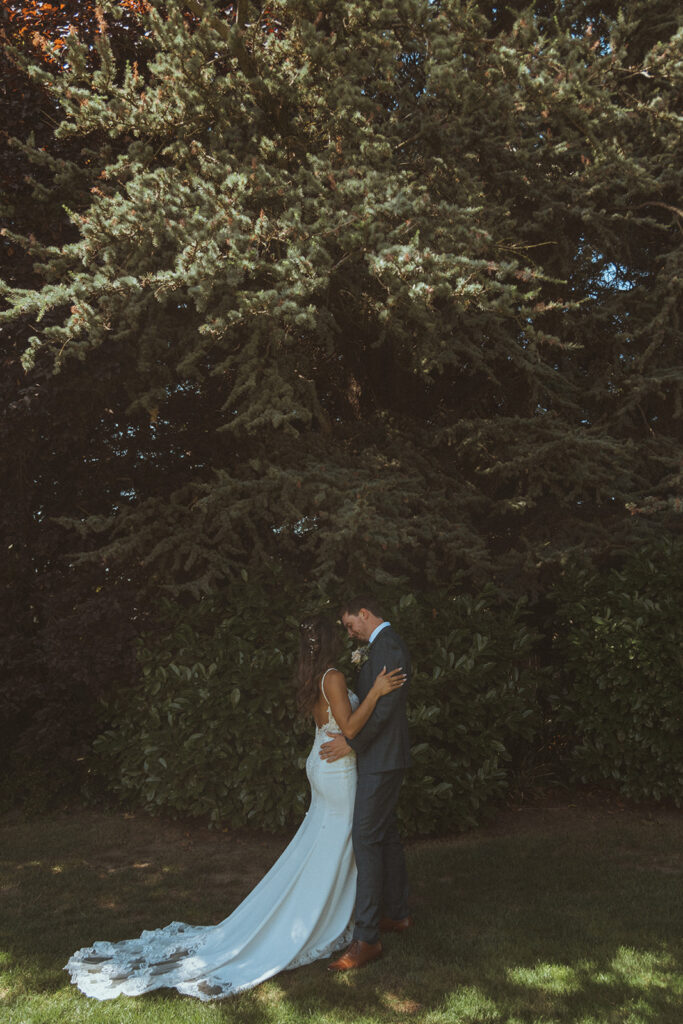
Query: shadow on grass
1 807 681 1022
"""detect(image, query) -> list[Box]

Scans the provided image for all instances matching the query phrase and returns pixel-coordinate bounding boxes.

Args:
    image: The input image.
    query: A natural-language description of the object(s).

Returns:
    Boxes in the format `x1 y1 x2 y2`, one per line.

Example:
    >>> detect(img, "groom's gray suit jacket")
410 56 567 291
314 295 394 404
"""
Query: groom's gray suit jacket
347 625 411 774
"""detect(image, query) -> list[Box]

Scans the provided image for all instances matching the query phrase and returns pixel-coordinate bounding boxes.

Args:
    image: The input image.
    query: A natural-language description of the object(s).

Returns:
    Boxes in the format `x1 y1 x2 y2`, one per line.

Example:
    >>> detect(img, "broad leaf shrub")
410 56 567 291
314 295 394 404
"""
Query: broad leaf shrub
92 582 311 829
551 540 683 805
92 585 543 834
392 591 543 833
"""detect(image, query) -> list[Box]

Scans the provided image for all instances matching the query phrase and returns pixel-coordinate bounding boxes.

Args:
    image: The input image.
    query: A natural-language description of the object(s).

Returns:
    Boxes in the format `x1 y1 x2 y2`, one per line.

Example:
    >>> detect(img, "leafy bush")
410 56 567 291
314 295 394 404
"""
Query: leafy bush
91 541 682 833
92 581 311 829
551 540 683 805
92 584 544 835
393 591 543 833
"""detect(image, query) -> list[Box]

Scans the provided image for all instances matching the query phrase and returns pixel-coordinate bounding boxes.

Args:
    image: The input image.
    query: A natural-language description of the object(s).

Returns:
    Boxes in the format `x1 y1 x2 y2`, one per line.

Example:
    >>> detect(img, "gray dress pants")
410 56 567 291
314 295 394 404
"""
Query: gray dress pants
351 768 409 944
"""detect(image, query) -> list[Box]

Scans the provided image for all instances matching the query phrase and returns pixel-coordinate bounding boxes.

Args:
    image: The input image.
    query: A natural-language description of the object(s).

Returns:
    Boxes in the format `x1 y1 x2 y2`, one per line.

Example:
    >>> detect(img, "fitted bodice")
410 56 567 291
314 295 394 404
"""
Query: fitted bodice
316 669 359 735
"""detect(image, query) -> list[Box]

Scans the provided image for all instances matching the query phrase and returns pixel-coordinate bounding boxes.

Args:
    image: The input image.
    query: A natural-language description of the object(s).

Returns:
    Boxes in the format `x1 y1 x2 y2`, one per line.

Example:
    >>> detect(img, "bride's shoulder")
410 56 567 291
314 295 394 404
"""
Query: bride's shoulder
321 667 346 686
320 668 347 695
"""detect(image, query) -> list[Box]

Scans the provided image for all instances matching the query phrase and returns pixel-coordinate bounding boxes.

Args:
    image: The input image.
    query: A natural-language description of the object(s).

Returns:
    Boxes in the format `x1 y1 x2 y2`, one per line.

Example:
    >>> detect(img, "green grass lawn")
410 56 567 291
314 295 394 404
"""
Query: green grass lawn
1 800 681 1023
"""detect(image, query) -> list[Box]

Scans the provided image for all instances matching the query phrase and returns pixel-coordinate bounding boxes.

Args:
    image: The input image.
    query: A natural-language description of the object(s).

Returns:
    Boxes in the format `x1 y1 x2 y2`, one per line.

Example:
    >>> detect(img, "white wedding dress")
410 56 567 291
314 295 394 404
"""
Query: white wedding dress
65 679 359 1001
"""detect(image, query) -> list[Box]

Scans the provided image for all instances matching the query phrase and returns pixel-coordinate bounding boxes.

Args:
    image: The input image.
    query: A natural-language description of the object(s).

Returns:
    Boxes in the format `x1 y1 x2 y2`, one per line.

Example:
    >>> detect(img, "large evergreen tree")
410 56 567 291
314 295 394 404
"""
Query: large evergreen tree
2 0 681 599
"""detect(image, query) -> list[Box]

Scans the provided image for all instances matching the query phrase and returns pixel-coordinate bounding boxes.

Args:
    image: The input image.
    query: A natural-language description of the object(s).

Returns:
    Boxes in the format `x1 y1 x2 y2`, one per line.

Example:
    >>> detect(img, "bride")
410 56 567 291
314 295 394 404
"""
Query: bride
65 615 405 1000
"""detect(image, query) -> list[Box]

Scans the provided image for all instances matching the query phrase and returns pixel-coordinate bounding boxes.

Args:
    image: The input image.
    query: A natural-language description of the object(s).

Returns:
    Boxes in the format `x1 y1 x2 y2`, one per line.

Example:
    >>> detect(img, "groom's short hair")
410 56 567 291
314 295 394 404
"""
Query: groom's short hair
340 594 387 620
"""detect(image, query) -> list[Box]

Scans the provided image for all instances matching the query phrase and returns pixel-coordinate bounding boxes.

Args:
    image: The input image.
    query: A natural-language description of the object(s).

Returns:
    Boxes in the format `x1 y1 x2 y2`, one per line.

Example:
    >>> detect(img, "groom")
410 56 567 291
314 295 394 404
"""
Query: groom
320 594 412 971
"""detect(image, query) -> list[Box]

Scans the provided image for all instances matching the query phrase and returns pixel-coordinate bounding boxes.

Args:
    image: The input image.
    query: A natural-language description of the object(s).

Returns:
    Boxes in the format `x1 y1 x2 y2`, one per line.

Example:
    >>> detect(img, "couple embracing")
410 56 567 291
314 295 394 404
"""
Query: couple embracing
66 595 412 1001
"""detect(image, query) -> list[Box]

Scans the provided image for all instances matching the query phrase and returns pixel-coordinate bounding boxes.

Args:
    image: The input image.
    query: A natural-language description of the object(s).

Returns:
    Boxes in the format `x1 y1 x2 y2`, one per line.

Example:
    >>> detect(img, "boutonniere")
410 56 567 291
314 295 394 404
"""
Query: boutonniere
351 645 369 668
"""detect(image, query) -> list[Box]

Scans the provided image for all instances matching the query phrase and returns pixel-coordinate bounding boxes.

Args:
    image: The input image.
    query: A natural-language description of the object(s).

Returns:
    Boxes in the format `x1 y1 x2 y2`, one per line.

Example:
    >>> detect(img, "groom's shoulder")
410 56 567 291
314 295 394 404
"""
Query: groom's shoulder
378 625 408 651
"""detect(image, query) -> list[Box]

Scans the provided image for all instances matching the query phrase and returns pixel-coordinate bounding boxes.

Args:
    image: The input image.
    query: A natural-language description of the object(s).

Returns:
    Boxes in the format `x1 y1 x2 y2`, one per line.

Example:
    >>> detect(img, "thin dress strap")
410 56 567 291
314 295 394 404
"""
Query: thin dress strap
320 667 335 705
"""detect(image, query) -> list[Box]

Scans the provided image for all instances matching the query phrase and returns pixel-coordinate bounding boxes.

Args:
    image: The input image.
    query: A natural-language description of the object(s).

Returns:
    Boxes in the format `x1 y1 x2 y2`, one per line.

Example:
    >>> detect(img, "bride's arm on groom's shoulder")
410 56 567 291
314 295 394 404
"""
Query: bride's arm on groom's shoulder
324 667 405 740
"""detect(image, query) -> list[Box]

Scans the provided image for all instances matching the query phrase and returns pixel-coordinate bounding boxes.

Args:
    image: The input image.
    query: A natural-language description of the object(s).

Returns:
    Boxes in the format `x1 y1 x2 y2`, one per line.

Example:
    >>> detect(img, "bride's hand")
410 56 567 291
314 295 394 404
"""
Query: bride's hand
372 665 406 696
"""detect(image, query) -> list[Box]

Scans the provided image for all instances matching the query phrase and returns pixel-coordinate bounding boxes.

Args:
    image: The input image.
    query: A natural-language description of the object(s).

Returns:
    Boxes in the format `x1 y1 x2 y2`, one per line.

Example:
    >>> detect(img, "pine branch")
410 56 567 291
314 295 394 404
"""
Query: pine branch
183 0 257 79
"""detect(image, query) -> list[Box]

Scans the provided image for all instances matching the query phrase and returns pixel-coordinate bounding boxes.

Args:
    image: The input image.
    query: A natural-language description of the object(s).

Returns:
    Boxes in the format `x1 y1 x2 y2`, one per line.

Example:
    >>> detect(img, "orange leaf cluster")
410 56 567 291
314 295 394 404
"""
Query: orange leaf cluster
1 0 148 65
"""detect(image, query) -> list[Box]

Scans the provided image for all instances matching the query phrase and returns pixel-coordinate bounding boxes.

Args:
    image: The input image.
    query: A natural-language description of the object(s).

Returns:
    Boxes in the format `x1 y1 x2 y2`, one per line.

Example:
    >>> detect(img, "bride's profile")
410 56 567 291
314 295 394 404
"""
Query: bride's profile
65 615 404 1000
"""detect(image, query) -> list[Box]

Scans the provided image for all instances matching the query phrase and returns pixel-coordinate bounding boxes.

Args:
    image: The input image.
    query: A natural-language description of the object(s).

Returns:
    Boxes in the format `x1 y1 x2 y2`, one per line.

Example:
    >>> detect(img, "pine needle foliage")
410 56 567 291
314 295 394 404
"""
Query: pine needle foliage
2 0 681 595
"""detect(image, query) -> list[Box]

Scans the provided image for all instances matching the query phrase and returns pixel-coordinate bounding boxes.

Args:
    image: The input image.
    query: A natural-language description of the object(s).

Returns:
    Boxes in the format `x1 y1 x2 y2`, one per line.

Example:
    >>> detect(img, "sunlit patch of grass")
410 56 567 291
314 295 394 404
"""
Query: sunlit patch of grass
506 961 585 994
609 945 679 988
438 985 501 1022
253 979 287 1008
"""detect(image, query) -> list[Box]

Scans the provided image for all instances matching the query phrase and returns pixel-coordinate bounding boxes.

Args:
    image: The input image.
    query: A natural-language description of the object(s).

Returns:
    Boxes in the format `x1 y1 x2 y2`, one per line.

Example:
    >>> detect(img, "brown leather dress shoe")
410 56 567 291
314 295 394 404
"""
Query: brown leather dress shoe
327 939 382 972
379 915 413 933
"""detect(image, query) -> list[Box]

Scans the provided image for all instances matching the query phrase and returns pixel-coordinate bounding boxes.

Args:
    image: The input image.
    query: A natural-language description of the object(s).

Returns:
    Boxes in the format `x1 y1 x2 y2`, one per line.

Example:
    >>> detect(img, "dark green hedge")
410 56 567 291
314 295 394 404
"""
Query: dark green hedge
91 540 683 833
551 540 683 805
397 591 542 833
93 583 308 829
92 586 543 835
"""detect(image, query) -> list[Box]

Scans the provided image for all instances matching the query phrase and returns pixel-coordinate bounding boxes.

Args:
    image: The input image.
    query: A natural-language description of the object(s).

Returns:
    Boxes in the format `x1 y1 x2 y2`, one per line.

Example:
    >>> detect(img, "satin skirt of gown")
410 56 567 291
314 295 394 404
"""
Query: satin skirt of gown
65 698 358 1001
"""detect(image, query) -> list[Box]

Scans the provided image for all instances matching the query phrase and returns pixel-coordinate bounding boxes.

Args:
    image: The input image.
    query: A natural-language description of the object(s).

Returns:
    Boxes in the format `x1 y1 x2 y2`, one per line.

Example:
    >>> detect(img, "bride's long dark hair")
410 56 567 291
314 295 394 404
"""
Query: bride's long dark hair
295 615 340 716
